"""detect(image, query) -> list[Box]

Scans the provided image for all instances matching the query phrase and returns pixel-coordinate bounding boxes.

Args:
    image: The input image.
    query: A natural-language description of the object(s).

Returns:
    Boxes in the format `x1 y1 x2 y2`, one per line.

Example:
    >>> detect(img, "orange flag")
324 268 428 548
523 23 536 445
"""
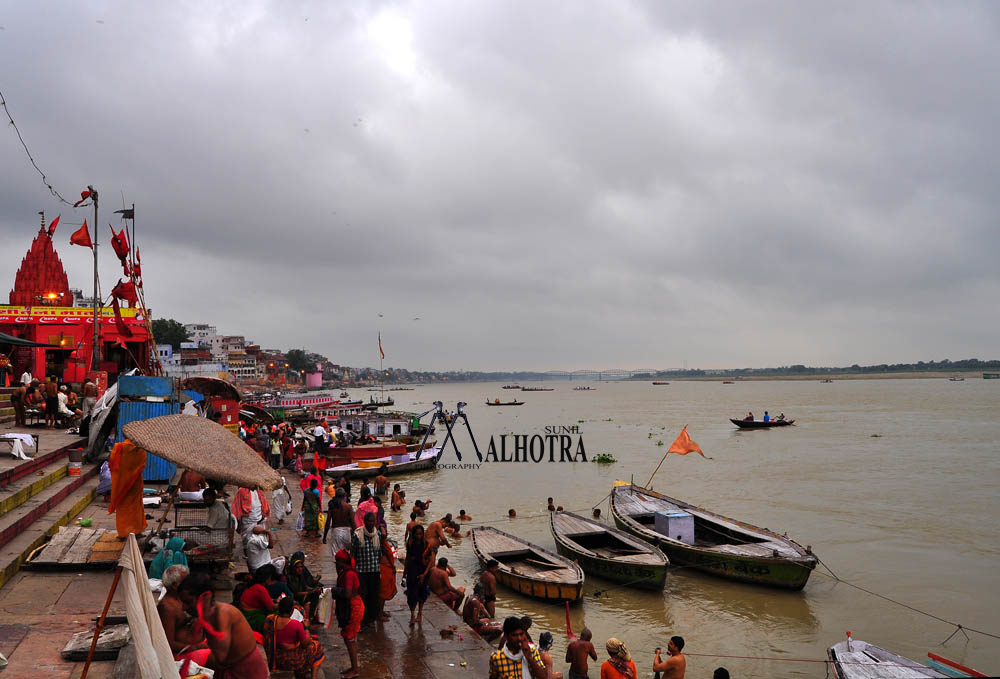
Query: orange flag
378 332 385 360
668 426 704 457
69 219 93 248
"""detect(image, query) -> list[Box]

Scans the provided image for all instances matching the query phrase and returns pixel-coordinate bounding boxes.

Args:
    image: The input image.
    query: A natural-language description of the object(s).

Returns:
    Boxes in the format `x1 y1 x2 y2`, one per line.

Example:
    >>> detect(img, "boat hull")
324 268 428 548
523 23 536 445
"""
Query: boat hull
611 486 815 590
472 527 584 603
730 419 795 429
551 540 666 590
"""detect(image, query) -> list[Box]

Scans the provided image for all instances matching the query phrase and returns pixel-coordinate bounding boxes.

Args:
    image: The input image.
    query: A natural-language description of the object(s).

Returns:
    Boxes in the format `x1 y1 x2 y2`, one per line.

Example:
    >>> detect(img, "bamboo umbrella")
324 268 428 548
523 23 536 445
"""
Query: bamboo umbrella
123 413 281 490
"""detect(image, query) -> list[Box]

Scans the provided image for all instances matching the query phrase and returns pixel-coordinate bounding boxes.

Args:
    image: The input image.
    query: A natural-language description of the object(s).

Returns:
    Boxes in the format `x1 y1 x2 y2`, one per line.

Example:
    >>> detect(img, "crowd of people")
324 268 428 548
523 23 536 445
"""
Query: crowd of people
7 371 94 429
148 419 733 679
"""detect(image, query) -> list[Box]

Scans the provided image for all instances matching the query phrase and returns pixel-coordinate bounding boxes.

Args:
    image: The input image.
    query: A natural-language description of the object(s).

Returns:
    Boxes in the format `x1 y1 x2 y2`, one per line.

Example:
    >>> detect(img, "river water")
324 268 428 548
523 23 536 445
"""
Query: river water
367 378 999 677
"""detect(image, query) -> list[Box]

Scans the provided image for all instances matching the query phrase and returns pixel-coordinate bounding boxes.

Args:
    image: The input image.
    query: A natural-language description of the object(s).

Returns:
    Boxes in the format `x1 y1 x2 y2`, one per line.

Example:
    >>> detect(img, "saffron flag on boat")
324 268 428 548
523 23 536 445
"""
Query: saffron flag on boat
378 332 385 360
109 225 130 261
46 215 60 236
69 219 93 248
668 426 704 457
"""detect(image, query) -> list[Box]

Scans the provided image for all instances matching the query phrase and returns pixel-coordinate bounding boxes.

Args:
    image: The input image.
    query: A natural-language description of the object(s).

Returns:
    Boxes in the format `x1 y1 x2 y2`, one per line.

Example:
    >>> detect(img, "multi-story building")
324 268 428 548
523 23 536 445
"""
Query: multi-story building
184 323 217 346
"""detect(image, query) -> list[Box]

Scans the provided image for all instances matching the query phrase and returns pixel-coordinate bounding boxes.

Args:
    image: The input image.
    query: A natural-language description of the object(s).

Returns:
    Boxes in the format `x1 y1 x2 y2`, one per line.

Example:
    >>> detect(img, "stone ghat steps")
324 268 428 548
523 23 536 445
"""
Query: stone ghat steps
0 473 98 590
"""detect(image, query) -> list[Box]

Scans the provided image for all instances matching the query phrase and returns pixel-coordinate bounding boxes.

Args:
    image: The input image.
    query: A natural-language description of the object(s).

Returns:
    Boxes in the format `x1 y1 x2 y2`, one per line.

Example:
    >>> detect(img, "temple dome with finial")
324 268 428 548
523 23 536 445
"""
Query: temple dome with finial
9 215 72 306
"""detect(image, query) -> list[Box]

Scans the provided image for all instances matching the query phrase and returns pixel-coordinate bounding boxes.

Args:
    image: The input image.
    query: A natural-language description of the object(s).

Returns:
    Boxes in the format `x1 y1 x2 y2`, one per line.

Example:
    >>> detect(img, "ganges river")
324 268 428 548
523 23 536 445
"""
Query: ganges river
366 378 999 677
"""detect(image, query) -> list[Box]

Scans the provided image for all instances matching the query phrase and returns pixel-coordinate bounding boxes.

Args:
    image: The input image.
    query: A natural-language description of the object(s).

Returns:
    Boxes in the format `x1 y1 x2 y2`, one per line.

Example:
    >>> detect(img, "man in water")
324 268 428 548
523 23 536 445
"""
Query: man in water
374 465 390 497
547 497 555 511
458 509 472 521
652 636 686 679
426 557 465 611
178 572 268 678
425 513 452 556
508 508 516 518
565 627 598 679
480 559 499 617
488 616 545 679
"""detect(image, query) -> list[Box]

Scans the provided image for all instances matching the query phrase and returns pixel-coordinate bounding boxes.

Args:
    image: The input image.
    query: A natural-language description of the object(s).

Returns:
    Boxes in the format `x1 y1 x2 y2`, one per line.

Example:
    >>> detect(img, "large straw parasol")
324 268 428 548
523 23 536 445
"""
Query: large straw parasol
123 414 281 490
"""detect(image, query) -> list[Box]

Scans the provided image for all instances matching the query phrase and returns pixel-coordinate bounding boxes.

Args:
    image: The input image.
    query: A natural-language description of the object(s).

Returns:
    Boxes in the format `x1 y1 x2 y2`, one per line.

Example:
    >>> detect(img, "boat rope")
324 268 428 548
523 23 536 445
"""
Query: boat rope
809 568 1000 641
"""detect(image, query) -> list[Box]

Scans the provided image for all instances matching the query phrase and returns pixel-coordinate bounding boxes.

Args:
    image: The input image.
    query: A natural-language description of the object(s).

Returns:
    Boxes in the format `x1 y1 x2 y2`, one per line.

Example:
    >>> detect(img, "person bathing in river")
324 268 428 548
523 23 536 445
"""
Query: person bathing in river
479 559 499 617
426 557 464 611
458 509 472 521
566 628 598 679
652 636 686 679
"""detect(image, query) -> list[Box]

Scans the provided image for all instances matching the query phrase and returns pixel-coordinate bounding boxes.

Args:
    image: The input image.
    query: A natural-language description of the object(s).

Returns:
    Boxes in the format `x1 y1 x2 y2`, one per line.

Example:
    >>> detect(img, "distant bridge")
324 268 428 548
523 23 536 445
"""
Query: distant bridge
540 368 678 381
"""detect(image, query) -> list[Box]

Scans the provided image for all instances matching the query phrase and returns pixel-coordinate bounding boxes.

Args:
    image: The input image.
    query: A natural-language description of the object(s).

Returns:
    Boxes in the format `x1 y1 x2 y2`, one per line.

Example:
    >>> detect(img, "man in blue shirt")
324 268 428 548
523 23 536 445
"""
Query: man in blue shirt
763 411 770 422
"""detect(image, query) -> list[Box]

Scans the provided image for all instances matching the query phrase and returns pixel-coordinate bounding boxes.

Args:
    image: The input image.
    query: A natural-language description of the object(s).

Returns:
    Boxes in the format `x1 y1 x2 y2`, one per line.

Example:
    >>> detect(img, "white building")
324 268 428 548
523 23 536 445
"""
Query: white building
184 323 217 345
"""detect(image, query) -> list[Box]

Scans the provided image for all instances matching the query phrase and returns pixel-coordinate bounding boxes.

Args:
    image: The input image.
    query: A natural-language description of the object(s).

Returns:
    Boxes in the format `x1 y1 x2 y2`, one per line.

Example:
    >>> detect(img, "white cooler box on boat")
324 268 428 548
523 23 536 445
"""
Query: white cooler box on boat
391 454 409 464
654 510 694 545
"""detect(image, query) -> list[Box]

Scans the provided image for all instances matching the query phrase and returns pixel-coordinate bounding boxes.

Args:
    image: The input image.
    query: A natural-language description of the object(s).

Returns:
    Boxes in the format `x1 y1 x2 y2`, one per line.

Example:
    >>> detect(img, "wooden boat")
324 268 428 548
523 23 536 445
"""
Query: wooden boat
549 511 667 589
827 637 955 678
573 386 596 390
521 387 554 392
610 483 816 590
471 526 584 602
730 418 794 429
948 377 965 382
651 381 669 385
325 446 443 479
502 385 521 389
722 380 734 384
486 400 525 406
362 397 394 410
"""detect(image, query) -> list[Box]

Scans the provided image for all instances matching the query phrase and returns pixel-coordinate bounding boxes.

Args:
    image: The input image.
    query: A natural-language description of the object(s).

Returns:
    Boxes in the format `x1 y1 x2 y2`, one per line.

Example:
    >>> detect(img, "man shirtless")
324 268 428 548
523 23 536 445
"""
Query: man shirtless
373 467 390 496
43 378 59 429
652 636 687 679
178 572 268 678
404 512 419 543
426 557 464 611
479 559 499 617
425 514 452 554
565 628 598 679
462 583 502 641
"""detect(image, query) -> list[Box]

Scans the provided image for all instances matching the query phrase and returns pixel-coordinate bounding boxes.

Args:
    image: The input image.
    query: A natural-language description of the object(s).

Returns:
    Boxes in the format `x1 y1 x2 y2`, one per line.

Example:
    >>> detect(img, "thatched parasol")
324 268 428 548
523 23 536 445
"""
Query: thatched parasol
123 414 281 490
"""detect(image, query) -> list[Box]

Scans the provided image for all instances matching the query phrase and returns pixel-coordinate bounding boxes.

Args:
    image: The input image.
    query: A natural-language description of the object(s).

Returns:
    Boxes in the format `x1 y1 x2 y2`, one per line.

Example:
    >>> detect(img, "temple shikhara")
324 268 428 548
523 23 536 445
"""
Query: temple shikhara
0 217 151 384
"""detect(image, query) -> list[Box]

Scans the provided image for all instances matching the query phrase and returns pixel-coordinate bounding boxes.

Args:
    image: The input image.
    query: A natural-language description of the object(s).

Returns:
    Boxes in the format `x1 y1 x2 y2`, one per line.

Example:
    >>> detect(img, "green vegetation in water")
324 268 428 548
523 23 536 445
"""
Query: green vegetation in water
578 420 585 423
604 418 614 422
871 434 883 438
592 453 617 464
656 440 664 447
648 433 653 439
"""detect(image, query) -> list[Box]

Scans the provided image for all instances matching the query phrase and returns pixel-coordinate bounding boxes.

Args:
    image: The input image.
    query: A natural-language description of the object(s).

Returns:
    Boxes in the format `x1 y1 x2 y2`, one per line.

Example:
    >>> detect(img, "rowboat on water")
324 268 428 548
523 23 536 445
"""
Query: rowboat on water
521 387 554 392
651 381 669 385
471 526 584 602
730 418 795 429
549 511 668 590
502 385 521 389
827 635 982 678
325 446 443 479
610 483 816 590
485 400 525 406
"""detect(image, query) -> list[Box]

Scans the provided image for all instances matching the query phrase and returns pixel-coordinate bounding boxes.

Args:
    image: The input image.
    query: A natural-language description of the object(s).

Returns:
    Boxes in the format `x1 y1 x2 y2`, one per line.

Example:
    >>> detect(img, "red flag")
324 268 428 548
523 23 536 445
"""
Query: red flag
109 225 129 261
668 426 705 457
111 297 134 337
46 215 60 236
73 189 91 207
378 332 385 360
111 279 138 304
121 260 131 278
69 219 93 248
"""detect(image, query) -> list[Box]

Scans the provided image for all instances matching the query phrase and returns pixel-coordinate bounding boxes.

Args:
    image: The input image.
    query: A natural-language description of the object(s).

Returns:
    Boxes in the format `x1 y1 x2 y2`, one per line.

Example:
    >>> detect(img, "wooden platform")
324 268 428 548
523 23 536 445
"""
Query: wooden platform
25 526 124 570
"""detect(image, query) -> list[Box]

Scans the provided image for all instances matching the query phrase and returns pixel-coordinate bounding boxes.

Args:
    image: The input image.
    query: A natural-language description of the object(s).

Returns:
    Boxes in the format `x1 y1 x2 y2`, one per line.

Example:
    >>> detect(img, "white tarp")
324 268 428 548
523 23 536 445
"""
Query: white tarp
118 533 176 679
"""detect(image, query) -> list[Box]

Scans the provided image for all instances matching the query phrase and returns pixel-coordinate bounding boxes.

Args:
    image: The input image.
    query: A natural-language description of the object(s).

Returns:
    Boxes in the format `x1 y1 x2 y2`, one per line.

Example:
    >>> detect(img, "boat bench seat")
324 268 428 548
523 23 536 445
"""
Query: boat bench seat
565 531 608 539
709 541 801 558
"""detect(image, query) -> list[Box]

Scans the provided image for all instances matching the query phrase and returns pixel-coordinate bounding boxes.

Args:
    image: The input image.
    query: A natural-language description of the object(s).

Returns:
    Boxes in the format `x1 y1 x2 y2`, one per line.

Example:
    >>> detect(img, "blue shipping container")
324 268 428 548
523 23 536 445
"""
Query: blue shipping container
116 400 182 481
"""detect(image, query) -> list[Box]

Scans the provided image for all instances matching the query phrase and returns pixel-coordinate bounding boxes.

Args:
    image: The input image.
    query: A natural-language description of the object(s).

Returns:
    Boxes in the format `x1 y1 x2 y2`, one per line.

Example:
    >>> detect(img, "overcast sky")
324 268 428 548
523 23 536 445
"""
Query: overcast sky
1 2 998 371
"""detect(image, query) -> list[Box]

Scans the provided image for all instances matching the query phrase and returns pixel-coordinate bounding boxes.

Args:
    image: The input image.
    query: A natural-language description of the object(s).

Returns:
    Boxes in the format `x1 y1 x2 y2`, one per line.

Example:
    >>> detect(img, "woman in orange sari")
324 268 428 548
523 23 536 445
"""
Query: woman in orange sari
108 440 147 538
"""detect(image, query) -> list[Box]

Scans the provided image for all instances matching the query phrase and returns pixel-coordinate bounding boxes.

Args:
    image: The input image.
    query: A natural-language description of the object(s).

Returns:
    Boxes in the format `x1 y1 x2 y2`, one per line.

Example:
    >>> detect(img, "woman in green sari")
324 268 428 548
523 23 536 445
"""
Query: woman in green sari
302 478 321 537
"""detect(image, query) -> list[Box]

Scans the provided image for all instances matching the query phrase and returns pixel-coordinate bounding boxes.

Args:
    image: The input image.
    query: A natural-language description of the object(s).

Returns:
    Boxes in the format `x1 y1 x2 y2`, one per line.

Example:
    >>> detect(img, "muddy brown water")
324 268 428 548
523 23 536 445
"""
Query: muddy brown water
309 379 999 677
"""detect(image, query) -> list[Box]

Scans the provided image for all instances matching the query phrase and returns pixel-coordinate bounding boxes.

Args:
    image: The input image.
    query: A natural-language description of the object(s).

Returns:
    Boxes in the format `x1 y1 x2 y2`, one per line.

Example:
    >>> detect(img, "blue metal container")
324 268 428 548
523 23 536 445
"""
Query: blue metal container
118 375 179 400
116 400 182 481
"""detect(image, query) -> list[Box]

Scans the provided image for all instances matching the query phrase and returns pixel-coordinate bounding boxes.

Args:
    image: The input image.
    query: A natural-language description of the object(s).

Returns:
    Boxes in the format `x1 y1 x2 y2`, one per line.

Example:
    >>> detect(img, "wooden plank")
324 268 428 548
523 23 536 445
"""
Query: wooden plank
112 639 136 679
63 528 102 564
33 525 81 563
61 623 130 661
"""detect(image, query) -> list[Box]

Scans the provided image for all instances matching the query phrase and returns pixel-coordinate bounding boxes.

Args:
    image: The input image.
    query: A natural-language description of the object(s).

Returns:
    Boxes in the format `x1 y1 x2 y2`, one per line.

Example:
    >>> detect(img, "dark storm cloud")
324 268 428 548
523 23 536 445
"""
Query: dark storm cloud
1 1 997 370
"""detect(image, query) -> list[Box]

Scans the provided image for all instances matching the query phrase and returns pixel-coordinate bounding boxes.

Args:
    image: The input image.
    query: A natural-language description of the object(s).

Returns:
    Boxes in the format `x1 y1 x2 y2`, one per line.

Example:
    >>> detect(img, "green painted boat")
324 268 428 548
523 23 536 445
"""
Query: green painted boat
984 372 999 379
550 511 668 590
610 483 816 590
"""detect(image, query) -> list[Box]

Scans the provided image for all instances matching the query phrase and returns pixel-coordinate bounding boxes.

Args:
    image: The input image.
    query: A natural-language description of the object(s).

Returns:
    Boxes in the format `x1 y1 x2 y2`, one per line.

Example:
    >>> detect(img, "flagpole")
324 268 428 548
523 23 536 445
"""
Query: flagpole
644 423 688 488
89 186 99 371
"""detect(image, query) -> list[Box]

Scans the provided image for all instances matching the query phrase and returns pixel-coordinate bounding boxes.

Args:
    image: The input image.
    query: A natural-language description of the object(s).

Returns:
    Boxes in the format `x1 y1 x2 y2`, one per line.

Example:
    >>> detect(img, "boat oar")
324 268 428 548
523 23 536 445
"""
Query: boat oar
564 601 577 640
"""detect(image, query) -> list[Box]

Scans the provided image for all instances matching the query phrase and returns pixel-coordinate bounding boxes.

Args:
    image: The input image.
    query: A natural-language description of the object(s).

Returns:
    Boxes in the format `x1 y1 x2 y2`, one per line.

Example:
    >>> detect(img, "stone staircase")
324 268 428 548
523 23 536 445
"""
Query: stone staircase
0 386 14 427
0 438 99 589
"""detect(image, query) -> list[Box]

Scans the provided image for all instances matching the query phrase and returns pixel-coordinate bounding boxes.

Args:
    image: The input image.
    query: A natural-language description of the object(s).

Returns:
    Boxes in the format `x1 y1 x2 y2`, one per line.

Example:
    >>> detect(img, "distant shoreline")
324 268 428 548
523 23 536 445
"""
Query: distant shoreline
629 370 990 382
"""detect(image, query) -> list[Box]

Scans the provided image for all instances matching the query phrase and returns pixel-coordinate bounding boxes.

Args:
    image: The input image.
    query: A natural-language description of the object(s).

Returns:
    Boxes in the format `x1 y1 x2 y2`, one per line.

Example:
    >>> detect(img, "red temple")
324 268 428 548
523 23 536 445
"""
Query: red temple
0 217 151 385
